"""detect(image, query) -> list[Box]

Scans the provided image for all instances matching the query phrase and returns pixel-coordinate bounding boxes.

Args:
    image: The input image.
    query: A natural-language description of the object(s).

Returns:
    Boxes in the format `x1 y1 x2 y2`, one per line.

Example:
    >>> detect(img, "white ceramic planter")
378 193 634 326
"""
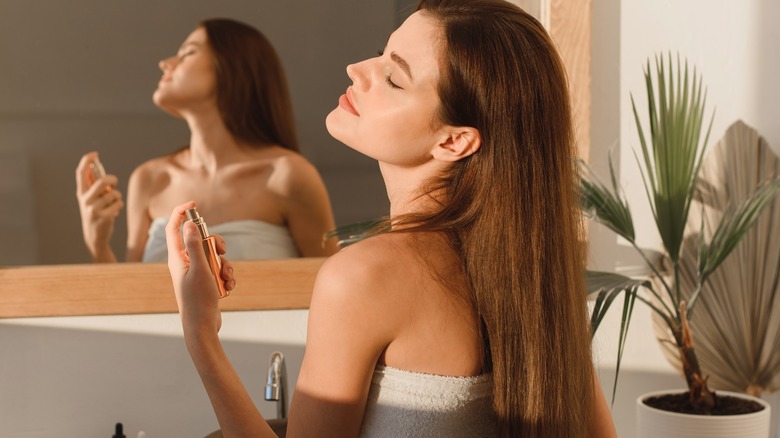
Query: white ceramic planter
637 390 771 438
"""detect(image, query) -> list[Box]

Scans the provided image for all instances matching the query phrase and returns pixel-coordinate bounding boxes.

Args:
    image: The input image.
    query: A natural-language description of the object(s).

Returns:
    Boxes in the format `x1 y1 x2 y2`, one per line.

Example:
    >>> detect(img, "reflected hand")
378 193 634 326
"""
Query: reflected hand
75 151 123 262
165 201 236 339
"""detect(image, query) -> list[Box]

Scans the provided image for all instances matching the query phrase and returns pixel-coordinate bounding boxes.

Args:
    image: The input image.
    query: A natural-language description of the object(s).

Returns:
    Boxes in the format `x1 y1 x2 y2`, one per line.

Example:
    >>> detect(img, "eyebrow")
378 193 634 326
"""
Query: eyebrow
178 41 202 52
391 52 413 81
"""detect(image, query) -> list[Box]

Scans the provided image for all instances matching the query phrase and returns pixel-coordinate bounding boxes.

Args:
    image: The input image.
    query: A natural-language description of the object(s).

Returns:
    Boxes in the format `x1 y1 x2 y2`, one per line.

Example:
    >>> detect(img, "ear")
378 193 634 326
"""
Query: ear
432 126 482 162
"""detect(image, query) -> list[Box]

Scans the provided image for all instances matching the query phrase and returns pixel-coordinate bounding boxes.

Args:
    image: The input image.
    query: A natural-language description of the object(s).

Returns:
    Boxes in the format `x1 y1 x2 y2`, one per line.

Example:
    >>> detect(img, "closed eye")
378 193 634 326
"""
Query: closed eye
385 75 402 90
378 49 403 89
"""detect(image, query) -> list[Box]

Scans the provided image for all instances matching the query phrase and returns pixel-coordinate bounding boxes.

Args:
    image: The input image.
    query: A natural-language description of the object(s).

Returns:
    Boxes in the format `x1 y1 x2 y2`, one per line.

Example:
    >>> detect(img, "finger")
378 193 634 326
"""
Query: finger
181 220 210 272
165 201 197 271
219 257 236 290
96 188 122 206
213 233 227 255
83 186 121 215
80 175 119 205
102 174 119 188
101 198 124 218
76 151 98 194
91 175 120 196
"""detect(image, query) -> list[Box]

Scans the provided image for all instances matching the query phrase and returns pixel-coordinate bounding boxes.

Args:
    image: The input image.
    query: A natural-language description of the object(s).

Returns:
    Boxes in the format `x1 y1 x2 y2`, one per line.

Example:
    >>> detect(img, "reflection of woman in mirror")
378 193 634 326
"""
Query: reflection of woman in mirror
167 1 616 436
76 18 338 263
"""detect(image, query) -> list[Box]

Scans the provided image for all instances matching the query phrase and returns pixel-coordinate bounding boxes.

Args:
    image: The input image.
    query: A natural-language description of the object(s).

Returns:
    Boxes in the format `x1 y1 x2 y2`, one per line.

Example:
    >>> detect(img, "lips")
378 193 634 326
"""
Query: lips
339 87 359 116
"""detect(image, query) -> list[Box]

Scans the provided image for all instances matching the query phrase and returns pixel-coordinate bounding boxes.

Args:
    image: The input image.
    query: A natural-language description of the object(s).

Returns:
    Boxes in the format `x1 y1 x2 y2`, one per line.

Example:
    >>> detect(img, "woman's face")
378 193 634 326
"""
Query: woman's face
325 11 445 167
153 27 217 116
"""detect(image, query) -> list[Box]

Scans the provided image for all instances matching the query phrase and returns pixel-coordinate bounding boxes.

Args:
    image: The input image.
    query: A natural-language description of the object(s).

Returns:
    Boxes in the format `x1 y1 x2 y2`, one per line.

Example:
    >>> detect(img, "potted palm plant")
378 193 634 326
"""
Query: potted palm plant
582 53 780 437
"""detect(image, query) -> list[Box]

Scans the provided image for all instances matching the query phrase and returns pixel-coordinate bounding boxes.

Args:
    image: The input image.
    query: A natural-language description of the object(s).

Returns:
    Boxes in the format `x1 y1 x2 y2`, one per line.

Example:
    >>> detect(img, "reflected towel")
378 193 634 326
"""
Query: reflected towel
142 217 300 262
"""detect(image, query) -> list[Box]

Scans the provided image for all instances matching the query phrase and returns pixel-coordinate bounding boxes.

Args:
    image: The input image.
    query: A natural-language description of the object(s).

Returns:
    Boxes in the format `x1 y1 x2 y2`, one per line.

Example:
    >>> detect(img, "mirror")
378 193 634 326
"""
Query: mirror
0 0 421 265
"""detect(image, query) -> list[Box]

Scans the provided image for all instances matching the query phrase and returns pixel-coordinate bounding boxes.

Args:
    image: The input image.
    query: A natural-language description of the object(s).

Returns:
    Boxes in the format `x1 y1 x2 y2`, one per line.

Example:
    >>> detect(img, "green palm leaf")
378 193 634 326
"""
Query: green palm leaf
632 53 714 264
324 220 385 248
580 156 635 243
587 271 650 404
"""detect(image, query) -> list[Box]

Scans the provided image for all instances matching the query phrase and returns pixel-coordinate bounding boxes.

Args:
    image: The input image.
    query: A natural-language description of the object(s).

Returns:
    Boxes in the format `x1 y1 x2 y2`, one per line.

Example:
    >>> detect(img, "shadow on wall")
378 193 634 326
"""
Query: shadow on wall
756 0 780 152
0 323 304 438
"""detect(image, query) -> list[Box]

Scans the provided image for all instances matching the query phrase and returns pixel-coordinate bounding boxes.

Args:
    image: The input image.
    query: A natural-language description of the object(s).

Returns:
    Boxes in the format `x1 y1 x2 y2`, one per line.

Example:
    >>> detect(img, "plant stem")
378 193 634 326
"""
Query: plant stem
675 301 716 413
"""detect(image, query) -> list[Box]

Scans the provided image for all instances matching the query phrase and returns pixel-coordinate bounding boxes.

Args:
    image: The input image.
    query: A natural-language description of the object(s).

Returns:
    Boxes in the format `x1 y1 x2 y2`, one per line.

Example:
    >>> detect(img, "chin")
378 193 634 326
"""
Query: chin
152 90 166 107
326 108 373 158
325 108 346 141
152 96 183 119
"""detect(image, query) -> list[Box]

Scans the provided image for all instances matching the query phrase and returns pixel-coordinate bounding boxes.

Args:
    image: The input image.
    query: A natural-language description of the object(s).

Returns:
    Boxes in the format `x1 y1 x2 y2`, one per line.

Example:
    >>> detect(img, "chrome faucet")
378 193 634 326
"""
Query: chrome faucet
265 351 288 419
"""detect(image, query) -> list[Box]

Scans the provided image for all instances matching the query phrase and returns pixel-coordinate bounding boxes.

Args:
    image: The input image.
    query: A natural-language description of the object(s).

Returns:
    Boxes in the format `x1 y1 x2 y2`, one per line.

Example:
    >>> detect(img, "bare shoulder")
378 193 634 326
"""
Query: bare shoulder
128 151 181 193
318 233 402 281
260 148 325 197
313 234 414 303
308 233 416 345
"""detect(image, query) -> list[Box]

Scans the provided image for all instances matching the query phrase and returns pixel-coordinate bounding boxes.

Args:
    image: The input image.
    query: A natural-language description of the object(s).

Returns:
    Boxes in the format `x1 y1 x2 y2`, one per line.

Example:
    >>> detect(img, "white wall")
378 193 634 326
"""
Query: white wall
0 312 308 437
590 0 780 436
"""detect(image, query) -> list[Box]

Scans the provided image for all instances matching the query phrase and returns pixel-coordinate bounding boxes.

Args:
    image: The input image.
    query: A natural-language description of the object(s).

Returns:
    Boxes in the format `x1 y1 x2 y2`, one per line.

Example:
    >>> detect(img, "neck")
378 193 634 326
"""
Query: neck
181 109 251 172
380 160 447 219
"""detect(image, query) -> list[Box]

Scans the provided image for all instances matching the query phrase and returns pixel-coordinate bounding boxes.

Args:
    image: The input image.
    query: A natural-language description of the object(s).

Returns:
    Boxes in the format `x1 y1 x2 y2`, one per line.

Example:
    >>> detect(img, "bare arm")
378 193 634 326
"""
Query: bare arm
124 165 153 262
165 202 274 437
273 155 339 257
75 151 123 263
286 251 394 436
589 371 617 438
167 202 390 436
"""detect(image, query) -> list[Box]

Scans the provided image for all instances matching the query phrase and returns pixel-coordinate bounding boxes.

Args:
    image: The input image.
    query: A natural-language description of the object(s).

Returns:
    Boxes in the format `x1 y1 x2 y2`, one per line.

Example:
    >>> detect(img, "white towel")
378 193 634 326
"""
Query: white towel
359 365 497 437
142 218 300 262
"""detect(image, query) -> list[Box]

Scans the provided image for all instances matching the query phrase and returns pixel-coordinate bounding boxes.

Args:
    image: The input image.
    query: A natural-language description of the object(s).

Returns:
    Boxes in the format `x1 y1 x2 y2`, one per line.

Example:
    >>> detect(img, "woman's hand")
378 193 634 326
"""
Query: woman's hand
75 152 124 262
165 201 235 341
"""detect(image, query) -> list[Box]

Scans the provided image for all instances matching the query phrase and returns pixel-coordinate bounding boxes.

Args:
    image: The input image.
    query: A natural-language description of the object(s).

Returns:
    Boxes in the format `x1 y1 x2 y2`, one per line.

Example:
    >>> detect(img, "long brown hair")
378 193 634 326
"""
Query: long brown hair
200 18 299 151
398 1 594 435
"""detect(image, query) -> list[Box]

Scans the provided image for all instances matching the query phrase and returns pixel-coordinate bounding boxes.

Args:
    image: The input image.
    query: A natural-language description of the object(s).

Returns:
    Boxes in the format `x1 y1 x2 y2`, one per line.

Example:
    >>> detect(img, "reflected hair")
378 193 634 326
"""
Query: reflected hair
394 1 595 436
200 18 299 151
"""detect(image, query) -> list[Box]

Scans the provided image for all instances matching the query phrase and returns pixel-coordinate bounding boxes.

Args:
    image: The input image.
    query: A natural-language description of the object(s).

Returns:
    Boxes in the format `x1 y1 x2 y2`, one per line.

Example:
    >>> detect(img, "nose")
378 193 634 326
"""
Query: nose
158 56 177 72
346 59 372 91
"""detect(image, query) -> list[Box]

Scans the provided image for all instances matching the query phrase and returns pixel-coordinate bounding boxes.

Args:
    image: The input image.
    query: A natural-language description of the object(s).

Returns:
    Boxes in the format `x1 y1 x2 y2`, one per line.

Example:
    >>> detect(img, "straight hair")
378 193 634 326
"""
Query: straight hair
393 1 595 436
200 18 300 151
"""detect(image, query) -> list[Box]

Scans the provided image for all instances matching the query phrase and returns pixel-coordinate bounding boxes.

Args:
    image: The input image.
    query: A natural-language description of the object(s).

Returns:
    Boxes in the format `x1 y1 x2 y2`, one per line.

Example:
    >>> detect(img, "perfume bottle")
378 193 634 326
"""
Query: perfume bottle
185 208 229 298
89 156 106 187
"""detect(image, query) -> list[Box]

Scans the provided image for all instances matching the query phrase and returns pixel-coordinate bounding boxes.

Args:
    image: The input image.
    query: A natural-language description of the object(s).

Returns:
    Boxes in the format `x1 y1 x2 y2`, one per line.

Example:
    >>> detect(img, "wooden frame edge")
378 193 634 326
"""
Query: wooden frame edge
0 258 325 318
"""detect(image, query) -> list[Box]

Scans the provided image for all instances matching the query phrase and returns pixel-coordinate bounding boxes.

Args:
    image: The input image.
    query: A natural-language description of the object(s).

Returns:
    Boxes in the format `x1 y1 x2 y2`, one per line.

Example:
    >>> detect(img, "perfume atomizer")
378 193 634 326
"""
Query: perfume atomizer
88 156 106 187
185 208 230 298
87 155 115 196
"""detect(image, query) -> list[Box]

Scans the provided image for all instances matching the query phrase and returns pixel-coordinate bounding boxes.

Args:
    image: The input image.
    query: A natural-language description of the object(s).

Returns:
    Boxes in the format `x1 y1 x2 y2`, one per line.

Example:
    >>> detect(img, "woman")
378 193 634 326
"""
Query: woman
76 18 338 262
167 1 616 436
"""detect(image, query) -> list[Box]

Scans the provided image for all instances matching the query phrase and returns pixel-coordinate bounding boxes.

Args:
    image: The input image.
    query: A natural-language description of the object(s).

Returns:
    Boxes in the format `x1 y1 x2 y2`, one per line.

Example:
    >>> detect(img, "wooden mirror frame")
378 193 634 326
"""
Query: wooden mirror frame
0 258 325 318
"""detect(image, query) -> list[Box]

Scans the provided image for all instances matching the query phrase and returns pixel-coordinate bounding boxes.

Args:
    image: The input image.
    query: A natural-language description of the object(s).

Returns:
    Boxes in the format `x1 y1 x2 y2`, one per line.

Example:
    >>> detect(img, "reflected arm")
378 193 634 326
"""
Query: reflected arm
125 163 153 262
274 154 340 257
